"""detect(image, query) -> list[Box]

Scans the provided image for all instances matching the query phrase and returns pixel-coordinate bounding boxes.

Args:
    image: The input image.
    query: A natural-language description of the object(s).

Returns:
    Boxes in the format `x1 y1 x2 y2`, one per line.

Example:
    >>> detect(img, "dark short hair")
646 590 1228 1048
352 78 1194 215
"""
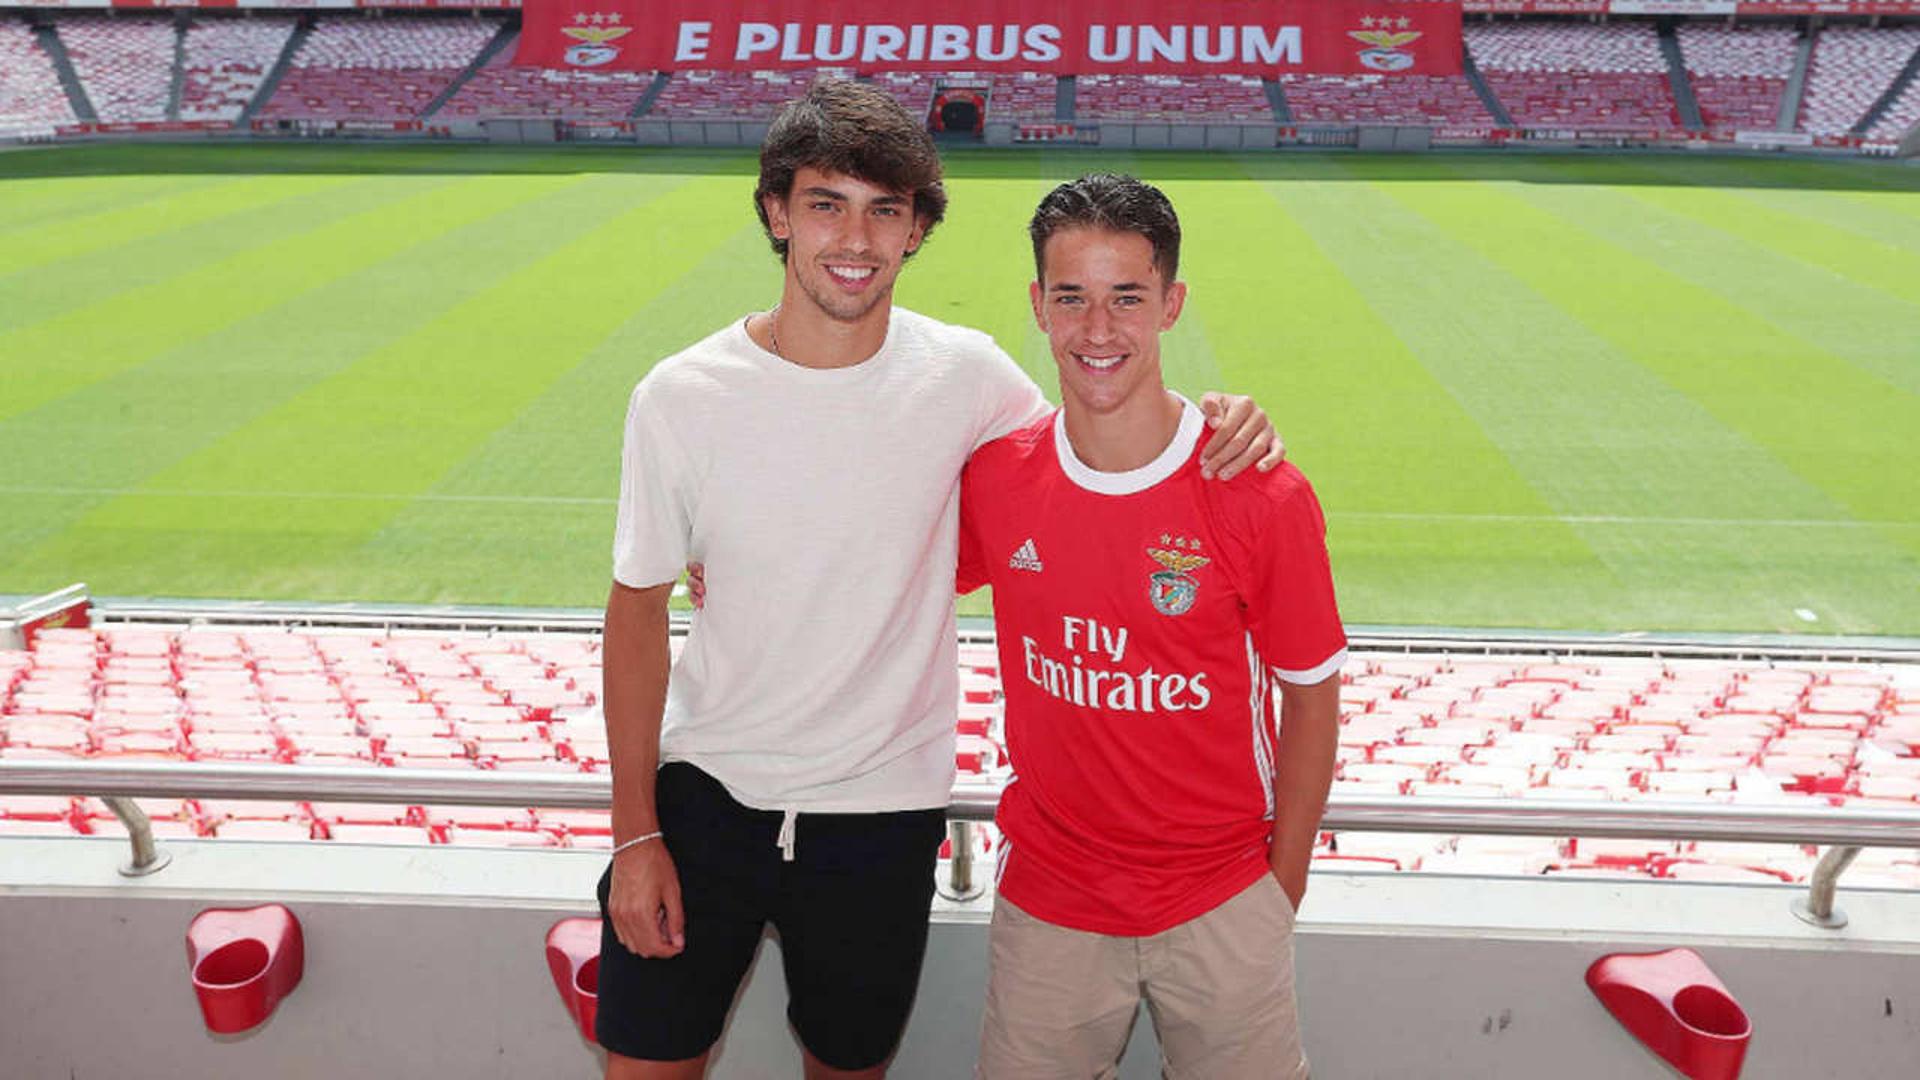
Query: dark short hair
1029 173 1180 286
755 80 947 261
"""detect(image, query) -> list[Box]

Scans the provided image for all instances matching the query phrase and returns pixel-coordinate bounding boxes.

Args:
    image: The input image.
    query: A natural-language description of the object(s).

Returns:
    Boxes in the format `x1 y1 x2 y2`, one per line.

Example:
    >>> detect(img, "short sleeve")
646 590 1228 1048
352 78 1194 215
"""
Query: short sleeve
971 344 1049 451
1232 471 1347 685
957 461 989 596
611 379 694 589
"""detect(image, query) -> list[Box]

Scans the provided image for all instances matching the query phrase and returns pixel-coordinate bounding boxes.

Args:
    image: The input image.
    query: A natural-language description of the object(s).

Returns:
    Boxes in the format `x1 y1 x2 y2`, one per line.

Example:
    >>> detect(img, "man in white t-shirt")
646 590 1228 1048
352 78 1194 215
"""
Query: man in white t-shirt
595 81 1283 1080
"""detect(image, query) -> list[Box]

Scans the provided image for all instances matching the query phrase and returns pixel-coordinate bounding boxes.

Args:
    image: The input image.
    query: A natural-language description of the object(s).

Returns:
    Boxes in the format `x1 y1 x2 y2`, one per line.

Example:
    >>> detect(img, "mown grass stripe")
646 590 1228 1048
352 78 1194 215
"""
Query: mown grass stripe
0 175 341 279
0 171 648 574
346 222 772 605
1451 156 1920 401
1289 155 1916 632
0 173 542 425
0 174 377 331
0 173 227 235
1598 162 1920 309
17 173 732 600
1572 154 1920 258
1365 158 1919 529
1227 158 1642 629
3 145 1916 631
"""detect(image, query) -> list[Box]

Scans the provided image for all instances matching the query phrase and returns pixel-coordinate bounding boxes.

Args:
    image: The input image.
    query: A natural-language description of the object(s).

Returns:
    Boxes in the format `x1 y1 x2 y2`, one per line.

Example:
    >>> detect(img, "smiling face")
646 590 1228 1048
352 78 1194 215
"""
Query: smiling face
762 166 926 325
1032 226 1187 417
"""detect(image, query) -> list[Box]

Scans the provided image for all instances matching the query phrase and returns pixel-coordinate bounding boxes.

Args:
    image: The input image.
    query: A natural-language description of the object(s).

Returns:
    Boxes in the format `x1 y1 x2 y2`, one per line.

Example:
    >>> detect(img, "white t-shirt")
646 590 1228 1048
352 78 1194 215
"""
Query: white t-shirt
613 307 1048 812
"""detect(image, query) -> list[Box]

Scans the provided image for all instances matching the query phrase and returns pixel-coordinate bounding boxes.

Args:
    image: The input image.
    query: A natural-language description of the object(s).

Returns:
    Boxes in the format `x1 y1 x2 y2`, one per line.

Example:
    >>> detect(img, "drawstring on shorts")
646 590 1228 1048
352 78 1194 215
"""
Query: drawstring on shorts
776 808 797 862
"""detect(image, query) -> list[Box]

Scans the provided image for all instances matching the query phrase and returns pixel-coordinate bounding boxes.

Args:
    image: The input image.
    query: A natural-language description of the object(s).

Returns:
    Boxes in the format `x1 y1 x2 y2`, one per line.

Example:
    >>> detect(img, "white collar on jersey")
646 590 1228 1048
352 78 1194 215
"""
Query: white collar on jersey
1053 392 1204 496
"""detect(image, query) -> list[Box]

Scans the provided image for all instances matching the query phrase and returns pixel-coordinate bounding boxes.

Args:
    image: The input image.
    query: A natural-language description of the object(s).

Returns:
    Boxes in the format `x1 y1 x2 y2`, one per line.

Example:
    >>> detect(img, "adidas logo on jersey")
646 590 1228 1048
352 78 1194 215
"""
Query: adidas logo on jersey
1009 539 1044 573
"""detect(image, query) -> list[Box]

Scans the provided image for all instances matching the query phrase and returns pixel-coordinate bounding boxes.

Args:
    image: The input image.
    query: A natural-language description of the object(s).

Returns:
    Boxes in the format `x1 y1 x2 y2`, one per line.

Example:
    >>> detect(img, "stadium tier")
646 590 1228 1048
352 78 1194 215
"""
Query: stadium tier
0 18 78 136
179 16 296 123
870 69 942 119
1676 23 1797 133
1466 21 1680 131
1280 73 1491 126
1074 74 1271 123
57 14 173 124
4 625 1917 887
1868 65 1920 139
644 67 857 119
1799 24 1920 136
4 11 1918 147
440 34 654 121
259 15 495 121
641 68 1058 124
982 71 1059 122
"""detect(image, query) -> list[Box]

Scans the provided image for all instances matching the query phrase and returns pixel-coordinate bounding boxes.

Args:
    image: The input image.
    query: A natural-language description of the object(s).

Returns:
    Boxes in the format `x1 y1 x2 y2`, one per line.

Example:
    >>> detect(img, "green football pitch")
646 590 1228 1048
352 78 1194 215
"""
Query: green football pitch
2 143 1916 635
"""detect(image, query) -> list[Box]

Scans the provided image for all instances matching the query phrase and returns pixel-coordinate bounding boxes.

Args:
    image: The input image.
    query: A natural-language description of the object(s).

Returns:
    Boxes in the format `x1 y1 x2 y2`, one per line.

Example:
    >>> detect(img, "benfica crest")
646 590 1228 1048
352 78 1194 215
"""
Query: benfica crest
563 13 633 67
1349 21 1422 72
1147 537 1209 617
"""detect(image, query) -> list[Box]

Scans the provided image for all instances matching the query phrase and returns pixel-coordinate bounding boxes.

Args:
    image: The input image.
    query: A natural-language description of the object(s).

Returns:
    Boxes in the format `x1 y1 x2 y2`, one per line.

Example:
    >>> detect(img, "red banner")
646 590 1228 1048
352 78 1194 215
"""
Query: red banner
5 0 522 7
1461 0 1920 9
10 0 1920 11
516 0 1463 77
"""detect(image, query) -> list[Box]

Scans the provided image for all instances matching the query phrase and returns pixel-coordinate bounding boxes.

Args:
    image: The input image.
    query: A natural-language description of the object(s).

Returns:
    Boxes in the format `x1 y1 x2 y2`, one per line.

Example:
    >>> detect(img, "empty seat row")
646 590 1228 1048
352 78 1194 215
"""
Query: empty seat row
1282 73 1491 126
441 35 654 121
1468 22 1679 130
180 16 297 122
1678 23 1797 132
260 15 494 121
1798 25 1920 136
0 19 78 136
1076 74 1271 123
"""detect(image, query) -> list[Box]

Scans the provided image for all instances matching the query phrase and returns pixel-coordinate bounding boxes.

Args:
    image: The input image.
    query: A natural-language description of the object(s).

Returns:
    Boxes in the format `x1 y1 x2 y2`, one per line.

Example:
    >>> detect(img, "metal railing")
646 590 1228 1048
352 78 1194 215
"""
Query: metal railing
72 596 1920 664
6 760 1920 928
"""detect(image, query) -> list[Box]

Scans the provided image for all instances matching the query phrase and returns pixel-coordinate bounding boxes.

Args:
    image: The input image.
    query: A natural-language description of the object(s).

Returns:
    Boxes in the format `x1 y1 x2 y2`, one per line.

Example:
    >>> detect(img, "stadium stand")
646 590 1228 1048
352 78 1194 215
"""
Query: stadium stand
646 67 857 119
1466 21 1681 131
1676 23 1797 133
178 16 297 123
1867 71 1920 140
982 71 1059 122
56 14 174 124
1279 73 1491 125
1075 74 1272 123
0 18 77 135
9 11 1920 155
870 70 942 120
644 68 1057 125
698 68 818 119
5 625 1917 886
258 15 495 121
440 36 654 121
1797 24 1920 136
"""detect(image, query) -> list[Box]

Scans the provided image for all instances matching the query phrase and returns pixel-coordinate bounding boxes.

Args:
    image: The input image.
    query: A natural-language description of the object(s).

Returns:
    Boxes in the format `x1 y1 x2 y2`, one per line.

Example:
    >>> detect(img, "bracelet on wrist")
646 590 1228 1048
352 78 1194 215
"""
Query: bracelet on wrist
612 830 663 857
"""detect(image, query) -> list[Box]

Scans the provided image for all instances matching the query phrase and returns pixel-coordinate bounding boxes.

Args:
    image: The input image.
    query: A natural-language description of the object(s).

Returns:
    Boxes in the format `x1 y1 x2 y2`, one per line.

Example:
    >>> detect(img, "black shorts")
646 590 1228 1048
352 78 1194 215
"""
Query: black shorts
595 762 946 1069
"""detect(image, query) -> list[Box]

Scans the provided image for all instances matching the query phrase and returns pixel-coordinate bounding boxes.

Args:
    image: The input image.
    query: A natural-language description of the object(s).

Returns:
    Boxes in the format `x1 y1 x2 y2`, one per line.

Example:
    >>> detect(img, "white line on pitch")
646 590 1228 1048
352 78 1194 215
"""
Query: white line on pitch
1331 511 1906 529
2 486 1912 530
0 485 613 506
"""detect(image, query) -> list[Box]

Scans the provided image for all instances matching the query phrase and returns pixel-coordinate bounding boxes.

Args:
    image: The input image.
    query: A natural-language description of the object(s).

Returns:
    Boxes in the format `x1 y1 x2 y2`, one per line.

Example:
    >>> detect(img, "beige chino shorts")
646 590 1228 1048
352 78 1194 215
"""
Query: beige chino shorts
977 874 1309 1080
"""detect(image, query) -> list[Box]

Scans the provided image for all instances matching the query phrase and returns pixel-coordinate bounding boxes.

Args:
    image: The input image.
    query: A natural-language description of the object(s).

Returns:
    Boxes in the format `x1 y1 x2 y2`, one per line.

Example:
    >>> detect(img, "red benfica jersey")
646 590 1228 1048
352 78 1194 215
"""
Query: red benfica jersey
959 399 1346 936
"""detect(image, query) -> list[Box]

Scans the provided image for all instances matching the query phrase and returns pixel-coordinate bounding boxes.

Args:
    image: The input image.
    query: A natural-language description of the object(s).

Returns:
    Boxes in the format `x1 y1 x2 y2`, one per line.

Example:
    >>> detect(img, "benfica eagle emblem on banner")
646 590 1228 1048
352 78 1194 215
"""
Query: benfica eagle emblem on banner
560 12 633 67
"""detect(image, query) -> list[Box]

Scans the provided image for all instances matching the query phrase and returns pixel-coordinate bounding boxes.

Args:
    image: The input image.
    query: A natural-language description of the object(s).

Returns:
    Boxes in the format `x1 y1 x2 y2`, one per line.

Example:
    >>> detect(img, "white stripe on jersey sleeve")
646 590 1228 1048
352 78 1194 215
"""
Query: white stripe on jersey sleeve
1271 648 1348 686
1245 634 1276 819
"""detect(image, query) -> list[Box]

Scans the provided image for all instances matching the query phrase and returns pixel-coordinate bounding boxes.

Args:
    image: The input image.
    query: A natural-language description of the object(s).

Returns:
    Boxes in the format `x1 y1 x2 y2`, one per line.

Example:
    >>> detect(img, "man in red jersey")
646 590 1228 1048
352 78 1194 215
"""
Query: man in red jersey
959 174 1344 1079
